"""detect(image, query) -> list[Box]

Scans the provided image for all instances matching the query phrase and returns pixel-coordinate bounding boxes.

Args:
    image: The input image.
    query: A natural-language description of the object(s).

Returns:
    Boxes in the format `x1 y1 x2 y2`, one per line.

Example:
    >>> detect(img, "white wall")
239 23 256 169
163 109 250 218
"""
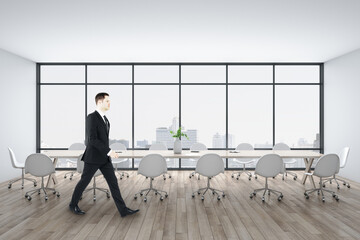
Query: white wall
0 48 36 183
325 48 360 183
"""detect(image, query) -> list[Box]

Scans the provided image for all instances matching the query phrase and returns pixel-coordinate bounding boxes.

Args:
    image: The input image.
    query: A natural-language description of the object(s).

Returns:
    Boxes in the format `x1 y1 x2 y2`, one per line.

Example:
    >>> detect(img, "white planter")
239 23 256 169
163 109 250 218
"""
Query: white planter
174 139 182 154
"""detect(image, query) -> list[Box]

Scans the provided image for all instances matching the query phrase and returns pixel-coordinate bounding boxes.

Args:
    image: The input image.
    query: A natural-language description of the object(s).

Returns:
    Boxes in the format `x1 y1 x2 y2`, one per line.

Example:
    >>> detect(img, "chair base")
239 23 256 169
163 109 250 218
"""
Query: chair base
282 170 297 181
322 175 350 189
8 168 37 189
81 177 110 201
231 163 253 180
189 171 200 180
192 177 225 201
304 177 339 202
25 176 59 201
250 177 283 202
64 171 76 180
115 171 130 180
134 178 168 202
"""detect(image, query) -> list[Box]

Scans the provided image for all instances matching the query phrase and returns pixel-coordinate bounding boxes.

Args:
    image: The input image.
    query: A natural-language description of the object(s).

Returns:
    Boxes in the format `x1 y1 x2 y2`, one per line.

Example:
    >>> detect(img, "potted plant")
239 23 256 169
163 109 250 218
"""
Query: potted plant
170 127 189 154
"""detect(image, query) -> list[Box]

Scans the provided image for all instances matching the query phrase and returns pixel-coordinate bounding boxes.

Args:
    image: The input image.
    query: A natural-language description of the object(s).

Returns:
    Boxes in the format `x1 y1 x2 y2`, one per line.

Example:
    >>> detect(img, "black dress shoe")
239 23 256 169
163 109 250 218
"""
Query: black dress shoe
69 204 85 215
120 207 139 217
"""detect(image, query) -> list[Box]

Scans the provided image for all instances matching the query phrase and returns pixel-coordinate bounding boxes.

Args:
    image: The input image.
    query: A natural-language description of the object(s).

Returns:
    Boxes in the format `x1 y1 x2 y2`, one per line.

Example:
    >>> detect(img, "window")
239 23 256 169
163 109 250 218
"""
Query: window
41 65 85 83
87 65 132 83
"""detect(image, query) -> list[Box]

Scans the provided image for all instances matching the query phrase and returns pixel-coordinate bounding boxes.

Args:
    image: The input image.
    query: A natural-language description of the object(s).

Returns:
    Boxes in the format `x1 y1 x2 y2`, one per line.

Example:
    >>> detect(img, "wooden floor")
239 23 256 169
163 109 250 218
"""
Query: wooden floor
1 171 360 240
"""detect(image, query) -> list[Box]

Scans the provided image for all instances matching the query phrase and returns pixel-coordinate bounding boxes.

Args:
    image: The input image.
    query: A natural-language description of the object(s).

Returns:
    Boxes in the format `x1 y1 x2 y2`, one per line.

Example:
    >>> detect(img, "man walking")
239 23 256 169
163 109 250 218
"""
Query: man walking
69 92 139 217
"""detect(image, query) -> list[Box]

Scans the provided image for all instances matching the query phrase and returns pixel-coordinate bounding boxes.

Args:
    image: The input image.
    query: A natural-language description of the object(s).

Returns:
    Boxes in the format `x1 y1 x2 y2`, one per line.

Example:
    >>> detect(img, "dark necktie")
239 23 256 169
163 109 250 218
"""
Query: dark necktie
103 115 110 133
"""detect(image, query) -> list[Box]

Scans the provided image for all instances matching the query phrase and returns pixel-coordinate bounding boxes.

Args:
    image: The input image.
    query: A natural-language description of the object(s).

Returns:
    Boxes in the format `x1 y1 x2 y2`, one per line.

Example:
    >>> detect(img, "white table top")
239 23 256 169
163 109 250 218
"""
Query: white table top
42 150 322 159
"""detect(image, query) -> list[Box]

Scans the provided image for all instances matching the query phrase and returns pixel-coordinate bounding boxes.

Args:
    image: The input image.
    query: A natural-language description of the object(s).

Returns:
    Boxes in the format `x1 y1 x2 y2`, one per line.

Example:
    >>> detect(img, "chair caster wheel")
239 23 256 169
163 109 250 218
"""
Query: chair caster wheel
160 197 164 201
198 192 200 195
255 176 257 179
212 191 215 195
64 176 67 179
169 175 172 178
21 186 24 189
165 194 168 198
278 197 282 201
236 177 239 180
250 194 253 199
163 178 166 180
322 197 325 202
25 194 28 198
217 196 221 201
45 196 48 201
337 186 340 190
38 191 41 195
120 177 123 180
323 184 326 188
134 196 137 200
222 194 225 197
192 194 195 198
107 194 111 198
189 176 192 179
27 196 32 201
248 177 251 181
57 193 60 197
144 198 147 202
261 197 265 202
53 191 56 194
293 176 297 180
278 195 283 201
201 196 204 201
93 198 96 201
127 175 129 178
70 177 72 180
347 185 351 188
335 196 339 201
155 192 158 195
231 175 234 178
8 184 12 189
140 193 143 196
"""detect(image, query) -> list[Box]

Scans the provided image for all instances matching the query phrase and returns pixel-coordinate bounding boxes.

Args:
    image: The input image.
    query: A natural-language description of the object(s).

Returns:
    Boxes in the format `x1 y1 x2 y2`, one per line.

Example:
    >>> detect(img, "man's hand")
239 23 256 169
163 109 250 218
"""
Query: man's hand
110 151 119 158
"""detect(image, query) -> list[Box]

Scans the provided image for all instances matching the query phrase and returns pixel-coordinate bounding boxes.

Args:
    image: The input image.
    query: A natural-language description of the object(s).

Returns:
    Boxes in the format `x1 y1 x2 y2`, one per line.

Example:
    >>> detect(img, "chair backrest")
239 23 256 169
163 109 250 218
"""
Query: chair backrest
8 147 21 169
25 153 55 177
236 143 254 150
138 154 167 178
314 154 340 178
339 147 350 169
273 143 290 150
196 153 224 177
190 143 207 151
110 142 127 151
255 154 283 177
77 154 101 176
69 143 86 150
149 143 167 150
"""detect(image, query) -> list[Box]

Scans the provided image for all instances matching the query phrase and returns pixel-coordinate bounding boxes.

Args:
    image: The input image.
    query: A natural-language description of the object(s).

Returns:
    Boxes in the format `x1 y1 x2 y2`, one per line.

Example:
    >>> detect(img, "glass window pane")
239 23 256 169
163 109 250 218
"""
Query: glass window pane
41 85 85 148
182 85 226 149
228 65 273 83
134 85 179 168
87 86 132 151
275 66 319 83
134 66 178 83
87 65 132 83
182 65 226 83
41 65 85 83
275 85 320 148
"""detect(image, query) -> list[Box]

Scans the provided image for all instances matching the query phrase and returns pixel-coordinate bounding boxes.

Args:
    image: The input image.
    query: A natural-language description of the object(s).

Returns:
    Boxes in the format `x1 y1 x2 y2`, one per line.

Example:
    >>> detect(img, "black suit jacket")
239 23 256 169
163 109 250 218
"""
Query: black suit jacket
81 111 111 164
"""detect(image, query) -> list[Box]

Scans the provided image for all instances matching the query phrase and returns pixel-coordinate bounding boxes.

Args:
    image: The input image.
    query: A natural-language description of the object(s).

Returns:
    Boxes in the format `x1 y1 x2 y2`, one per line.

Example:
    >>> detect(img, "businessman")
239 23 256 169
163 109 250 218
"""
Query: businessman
69 92 139 217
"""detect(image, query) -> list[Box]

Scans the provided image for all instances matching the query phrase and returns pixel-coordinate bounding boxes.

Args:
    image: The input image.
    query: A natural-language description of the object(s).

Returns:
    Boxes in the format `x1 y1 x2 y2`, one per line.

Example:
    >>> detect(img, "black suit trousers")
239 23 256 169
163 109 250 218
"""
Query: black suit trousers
70 161 126 213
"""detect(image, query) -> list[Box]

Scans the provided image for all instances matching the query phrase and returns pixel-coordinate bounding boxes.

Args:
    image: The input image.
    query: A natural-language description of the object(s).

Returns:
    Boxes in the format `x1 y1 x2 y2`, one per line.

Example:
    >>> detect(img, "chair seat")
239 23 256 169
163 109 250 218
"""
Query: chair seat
283 159 297 164
233 159 256 164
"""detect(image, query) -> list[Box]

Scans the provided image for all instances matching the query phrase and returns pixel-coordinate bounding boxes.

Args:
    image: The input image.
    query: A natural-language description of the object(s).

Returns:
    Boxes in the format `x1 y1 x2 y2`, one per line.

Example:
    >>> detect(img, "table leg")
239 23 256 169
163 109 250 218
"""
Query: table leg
46 157 59 188
302 157 315 188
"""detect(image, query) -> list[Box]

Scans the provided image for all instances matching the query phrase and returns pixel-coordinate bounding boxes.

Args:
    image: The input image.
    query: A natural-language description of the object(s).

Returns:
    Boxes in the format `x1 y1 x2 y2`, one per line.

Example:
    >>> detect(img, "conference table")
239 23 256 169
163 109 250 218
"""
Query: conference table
43 150 322 188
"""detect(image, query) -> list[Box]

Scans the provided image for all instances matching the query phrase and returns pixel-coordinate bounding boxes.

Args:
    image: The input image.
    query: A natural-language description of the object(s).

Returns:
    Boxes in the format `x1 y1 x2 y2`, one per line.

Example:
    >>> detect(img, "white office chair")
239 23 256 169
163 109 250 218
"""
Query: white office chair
149 143 171 180
7 147 37 189
304 154 340 202
64 143 86 180
231 143 257 180
250 154 284 202
192 153 225 201
322 147 350 189
77 154 111 201
273 143 298 180
134 154 168 202
24 153 60 201
110 142 129 180
189 143 207 180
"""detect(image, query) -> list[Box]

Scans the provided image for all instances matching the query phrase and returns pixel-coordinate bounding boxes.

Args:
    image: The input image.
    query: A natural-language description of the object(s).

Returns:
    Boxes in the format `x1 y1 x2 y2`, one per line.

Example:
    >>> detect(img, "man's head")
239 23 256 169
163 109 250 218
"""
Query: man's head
95 92 110 112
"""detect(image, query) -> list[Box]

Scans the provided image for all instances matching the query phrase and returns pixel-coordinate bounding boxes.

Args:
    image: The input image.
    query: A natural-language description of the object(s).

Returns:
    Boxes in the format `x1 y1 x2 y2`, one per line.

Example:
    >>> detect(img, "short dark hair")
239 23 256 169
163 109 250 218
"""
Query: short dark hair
95 92 109 104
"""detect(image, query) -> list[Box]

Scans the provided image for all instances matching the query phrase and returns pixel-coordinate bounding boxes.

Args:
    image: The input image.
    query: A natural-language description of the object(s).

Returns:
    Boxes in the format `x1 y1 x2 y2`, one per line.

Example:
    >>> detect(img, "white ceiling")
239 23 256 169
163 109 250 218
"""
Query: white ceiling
1 0 360 63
